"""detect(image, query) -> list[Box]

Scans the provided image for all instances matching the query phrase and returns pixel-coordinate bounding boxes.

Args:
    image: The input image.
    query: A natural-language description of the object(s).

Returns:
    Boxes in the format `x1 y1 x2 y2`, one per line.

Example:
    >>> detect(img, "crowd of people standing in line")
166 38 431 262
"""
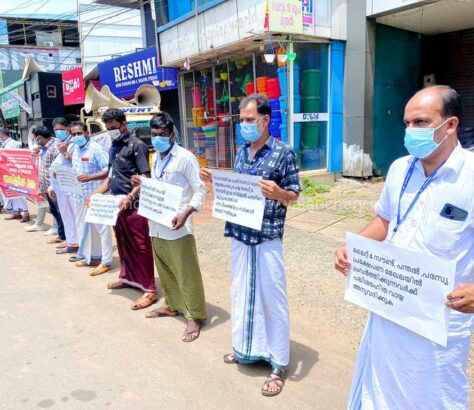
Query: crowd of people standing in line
2 86 473 405
0 95 300 397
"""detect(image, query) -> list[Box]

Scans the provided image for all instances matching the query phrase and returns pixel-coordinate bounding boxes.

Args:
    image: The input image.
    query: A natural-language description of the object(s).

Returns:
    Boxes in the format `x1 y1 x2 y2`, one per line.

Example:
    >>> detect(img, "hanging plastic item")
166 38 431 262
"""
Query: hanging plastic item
276 47 288 66
241 73 253 94
264 36 276 63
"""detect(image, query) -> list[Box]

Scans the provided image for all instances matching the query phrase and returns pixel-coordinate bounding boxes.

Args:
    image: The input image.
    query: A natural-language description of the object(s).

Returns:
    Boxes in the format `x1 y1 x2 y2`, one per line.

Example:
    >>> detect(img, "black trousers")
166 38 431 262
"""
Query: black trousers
46 194 66 241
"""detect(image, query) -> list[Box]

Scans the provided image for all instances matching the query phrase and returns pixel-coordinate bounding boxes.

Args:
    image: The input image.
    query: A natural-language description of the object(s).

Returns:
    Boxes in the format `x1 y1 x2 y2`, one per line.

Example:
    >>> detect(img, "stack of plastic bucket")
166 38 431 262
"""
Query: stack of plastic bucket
256 77 268 95
202 122 217 165
266 78 280 99
193 128 206 166
269 98 281 139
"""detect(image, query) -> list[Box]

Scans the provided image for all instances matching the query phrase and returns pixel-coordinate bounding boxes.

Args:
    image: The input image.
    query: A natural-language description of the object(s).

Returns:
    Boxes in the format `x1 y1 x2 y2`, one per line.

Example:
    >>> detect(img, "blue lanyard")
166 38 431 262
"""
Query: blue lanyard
154 153 173 179
394 158 446 233
237 139 275 175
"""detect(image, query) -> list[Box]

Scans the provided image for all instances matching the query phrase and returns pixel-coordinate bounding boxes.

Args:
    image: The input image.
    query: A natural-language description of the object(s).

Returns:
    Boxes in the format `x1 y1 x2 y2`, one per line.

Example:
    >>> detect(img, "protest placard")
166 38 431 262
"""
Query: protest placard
0 149 39 198
211 170 265 231
85 194 125 226
345 232 456 346
137 178 183 228
52 165 82 195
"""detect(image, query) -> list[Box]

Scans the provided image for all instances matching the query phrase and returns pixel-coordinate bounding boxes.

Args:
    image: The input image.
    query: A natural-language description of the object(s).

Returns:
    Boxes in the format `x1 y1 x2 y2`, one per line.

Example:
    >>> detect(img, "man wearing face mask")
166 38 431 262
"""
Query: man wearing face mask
200 95 300 396
0 127 30 222
88 108 157 310
68 121 111 276
49 117 80 255
33 126 67 245
335 85 474 409
132 112 207 342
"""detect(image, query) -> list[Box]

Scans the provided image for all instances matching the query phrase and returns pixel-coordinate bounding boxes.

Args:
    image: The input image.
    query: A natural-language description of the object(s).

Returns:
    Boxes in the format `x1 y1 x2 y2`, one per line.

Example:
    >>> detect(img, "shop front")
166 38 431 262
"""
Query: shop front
158 0 346 176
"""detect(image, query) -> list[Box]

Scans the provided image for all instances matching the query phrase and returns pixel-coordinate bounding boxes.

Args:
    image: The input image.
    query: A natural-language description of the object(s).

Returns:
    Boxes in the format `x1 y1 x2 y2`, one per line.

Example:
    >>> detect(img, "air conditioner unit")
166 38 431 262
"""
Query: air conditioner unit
43 41 54 47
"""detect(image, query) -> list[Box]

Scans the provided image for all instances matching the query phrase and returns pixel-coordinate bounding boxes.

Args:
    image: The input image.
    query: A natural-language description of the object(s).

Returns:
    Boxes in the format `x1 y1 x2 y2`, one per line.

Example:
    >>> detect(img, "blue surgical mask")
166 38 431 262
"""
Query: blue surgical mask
404 119 449 159
55 130 68 142
73 135 88 147
152 136 171 153
240 119 263 143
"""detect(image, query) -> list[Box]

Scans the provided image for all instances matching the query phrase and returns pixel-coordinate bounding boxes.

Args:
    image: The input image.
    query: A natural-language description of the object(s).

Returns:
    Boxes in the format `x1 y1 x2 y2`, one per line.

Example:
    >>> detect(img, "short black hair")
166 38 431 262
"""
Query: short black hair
434 85 463 126
52 117 69 127
70 121 87 132
0 127 9 137
150 112 174 133
239 94 272 117
102 108 126 124
33 126 52 138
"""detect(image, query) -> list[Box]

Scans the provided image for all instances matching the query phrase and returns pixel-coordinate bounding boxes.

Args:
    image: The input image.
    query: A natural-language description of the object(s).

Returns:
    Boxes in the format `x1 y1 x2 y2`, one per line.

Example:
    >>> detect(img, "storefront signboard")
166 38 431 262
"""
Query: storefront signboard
62 67 85 106
98 48 179 98
267 0 303 34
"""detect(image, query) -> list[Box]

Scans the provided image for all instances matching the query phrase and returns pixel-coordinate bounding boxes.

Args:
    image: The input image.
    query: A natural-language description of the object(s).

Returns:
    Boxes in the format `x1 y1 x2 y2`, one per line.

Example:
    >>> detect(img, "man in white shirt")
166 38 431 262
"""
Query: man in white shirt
0 127 30 222
132 112 207 342
335 85 474 409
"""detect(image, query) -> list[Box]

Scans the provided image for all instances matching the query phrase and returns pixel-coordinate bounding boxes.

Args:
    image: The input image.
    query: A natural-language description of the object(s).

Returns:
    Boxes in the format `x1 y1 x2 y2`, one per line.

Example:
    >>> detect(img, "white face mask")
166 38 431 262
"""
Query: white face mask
108 129 121 140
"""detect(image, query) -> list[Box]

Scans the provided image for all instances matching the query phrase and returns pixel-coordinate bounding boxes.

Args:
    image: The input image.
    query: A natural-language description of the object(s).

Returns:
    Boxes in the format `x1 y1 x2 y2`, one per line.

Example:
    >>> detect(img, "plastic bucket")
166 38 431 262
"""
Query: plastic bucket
191 86 202 107
269 119 282 138
266 78 281 99
302 69 321 97
278 64 300 96
302 96 321 113
302 122 320 148
256 76 269 92
245 82 255 96
196 107 205 127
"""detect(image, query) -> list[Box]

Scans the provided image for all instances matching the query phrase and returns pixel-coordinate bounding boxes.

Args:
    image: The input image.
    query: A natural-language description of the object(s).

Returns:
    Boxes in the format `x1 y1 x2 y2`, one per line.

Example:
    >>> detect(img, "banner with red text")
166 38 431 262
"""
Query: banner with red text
0 149 40 198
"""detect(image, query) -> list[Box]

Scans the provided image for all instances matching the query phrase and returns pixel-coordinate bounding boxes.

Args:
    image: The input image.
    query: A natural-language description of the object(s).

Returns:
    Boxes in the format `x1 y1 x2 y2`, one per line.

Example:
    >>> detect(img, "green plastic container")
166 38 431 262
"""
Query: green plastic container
302 69 321 96
302 96 321 113
302 123 320 149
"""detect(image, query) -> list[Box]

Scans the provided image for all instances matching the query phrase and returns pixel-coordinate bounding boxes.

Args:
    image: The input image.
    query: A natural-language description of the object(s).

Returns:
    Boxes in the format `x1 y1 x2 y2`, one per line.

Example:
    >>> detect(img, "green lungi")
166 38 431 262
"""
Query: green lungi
152 235 206 320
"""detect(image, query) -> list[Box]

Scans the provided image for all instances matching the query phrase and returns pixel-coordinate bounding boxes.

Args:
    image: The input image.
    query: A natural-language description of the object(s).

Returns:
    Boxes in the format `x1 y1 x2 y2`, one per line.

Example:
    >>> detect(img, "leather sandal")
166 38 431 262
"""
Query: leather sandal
131 293 158 310
20 212 30 223
261 368 287 397
90 264 111 276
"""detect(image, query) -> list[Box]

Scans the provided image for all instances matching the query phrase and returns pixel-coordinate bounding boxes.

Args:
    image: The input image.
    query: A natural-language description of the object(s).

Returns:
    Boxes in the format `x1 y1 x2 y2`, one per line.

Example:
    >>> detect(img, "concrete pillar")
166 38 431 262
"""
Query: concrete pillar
343 0 376 177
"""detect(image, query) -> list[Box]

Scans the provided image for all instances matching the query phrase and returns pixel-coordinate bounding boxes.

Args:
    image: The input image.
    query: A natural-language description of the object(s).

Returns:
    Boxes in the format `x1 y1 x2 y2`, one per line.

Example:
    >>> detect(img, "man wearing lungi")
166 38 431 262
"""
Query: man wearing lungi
88 109 157 310
200 95 300 396
133 112 207 342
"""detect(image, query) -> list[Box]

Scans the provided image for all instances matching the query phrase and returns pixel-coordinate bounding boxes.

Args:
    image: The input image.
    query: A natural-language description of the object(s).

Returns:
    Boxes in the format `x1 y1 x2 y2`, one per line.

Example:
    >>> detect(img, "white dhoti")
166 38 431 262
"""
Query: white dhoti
4 198 28 212
231 238 289 369
348 312 471 410
74 202 113 266
52 177 79 246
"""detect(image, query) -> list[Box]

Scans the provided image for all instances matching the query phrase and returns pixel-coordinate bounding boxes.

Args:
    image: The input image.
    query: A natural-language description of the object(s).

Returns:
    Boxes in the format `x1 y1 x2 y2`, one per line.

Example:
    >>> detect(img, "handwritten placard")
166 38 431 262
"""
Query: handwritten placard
85 194 125 226
53 165 82 195
138 178 184 228
345 232 456 346
211 170 265 231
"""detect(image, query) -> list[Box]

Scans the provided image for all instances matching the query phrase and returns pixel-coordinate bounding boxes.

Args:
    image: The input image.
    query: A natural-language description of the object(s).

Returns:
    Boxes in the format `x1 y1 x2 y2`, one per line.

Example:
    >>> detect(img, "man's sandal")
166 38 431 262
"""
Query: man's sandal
131 293 158 310
223 353 238 364
182 322 201 343
145 308 179 318
90 264 111 276
261 368 287 397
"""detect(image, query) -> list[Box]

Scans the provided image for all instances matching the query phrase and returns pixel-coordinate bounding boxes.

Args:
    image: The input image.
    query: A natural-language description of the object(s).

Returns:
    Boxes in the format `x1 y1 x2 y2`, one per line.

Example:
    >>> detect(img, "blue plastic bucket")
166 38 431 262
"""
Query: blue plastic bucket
302 148 322 170
277 64 300 97
279 124 288 143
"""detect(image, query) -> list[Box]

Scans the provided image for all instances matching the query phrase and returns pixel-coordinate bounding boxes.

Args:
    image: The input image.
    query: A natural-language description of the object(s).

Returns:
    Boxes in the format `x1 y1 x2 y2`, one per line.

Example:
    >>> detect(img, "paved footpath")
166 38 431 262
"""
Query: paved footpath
1 206 472 409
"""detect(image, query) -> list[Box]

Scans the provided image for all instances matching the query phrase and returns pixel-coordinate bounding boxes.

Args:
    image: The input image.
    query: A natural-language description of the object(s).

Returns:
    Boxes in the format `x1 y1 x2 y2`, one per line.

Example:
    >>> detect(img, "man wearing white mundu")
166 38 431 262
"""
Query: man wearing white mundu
200 95 300 396
335 86 474 409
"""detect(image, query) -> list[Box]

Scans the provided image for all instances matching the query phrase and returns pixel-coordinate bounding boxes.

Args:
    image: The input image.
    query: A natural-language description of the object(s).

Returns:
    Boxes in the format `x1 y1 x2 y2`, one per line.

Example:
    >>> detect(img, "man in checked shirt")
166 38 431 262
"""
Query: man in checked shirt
200 95 300 397
68 121 112 276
